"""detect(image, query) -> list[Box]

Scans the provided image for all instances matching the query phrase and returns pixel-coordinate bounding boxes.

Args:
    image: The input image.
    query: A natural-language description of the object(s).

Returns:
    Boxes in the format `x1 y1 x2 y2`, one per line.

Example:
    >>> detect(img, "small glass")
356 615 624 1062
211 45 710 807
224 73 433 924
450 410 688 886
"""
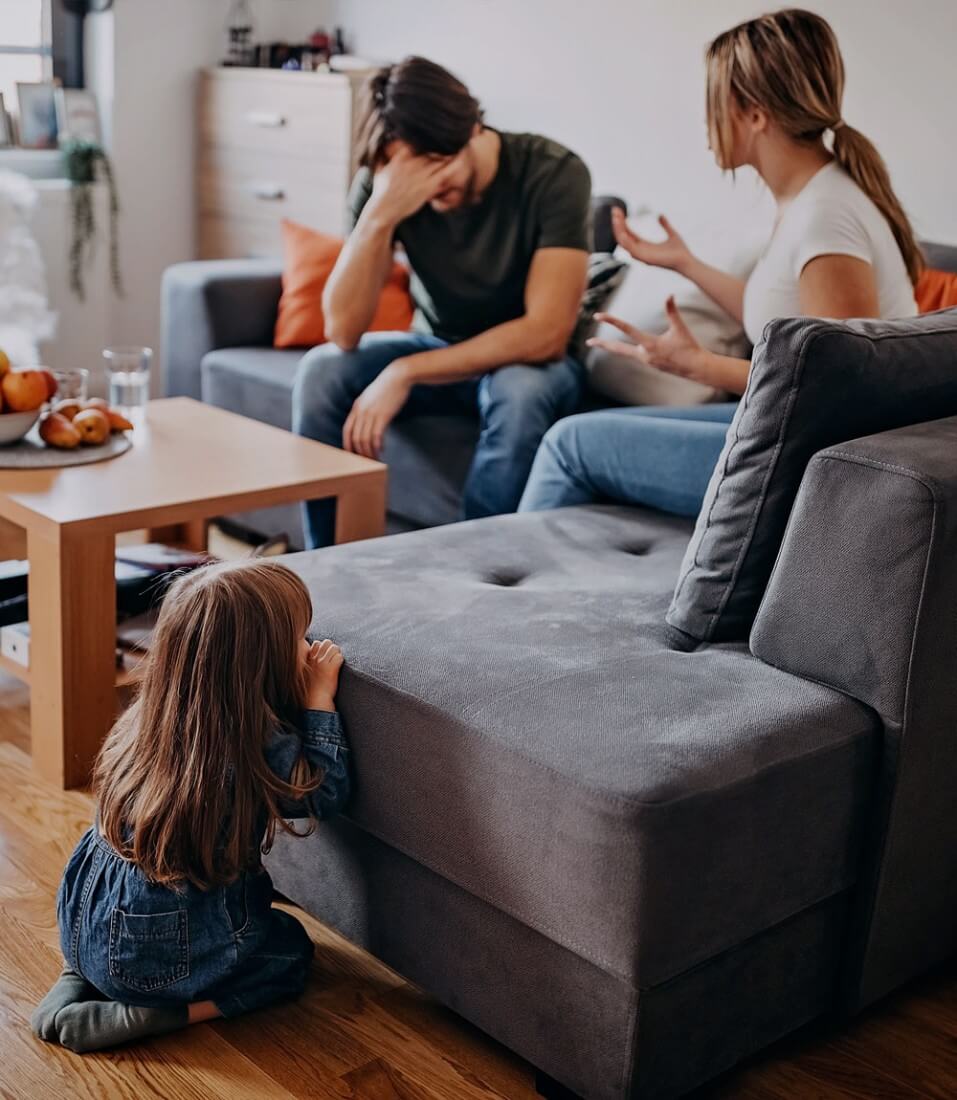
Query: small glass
51 368 89 402
103 346 152 419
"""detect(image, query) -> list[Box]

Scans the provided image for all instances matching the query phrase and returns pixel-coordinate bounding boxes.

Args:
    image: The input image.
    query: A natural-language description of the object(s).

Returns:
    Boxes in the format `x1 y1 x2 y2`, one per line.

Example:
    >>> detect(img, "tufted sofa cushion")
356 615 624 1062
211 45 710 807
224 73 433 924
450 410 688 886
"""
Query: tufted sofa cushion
285 505 877 985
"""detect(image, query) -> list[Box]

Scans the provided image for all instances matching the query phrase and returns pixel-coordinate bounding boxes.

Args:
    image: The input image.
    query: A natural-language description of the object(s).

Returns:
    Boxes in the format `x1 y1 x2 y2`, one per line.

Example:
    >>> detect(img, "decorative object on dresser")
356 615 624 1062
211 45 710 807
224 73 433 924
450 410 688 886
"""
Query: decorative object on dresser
197 66 372 260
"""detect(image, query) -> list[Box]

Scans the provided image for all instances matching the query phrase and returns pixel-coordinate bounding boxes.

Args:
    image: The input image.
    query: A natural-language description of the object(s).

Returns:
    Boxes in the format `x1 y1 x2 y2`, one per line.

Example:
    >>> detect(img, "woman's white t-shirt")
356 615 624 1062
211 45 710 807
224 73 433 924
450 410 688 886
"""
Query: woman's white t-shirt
742 161 917 346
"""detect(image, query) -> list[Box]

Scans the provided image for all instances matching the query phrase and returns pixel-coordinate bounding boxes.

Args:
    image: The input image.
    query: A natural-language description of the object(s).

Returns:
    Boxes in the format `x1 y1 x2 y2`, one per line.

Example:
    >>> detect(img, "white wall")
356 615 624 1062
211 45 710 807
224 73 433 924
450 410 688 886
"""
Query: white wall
328 0 957 244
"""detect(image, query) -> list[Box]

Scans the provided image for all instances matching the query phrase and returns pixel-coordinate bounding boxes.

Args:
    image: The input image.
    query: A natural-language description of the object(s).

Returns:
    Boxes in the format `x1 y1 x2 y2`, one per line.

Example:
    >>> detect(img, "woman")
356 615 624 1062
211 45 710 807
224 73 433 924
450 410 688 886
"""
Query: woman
519 8 920 517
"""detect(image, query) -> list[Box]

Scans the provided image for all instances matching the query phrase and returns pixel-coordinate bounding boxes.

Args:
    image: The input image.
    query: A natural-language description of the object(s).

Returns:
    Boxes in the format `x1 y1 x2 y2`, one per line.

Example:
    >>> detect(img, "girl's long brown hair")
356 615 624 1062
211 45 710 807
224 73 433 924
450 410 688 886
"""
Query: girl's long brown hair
706 8 923 285
95 560 323 890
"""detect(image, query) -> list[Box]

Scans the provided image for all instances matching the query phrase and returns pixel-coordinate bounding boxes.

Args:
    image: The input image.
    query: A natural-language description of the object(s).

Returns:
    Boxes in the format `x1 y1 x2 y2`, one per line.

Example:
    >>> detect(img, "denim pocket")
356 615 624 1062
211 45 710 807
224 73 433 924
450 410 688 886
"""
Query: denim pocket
108 908 189 993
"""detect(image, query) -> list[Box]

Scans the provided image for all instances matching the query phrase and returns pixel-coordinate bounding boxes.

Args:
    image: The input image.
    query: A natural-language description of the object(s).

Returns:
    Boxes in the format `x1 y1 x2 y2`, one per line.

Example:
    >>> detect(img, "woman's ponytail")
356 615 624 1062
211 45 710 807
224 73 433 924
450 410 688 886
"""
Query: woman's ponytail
832 123 924 285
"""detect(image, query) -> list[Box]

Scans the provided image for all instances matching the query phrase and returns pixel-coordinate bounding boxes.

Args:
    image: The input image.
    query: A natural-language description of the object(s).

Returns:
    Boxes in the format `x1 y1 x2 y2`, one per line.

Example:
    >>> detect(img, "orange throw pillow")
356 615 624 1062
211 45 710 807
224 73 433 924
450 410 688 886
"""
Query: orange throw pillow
915 267 957 314
274 219 414 348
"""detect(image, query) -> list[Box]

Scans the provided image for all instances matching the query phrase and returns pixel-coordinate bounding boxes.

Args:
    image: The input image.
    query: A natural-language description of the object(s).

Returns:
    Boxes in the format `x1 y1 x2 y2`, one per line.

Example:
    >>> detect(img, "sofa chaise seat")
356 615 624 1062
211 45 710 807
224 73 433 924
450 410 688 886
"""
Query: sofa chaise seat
266 504 880 1098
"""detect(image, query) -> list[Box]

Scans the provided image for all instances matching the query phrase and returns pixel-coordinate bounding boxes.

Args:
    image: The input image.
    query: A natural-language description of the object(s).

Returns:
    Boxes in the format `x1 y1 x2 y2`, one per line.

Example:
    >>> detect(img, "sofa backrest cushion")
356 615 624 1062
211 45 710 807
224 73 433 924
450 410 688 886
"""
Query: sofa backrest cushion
916 268 957 313
667 307 957 642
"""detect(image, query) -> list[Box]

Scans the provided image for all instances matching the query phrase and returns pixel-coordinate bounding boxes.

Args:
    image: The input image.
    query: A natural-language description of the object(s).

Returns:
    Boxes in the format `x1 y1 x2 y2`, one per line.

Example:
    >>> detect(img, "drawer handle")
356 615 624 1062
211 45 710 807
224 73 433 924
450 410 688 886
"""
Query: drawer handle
244 110 287 128
249 183 286 201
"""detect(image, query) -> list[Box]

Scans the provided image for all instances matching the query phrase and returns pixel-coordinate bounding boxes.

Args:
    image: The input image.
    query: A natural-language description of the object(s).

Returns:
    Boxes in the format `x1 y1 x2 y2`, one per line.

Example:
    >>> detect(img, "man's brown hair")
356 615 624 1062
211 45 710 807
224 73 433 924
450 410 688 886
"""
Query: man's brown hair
356 55 484 169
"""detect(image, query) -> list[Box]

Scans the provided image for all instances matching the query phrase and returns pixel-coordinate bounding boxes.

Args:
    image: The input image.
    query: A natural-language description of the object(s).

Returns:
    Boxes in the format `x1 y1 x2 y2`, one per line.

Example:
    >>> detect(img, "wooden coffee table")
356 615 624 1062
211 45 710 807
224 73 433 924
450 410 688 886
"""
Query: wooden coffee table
0 397 386 789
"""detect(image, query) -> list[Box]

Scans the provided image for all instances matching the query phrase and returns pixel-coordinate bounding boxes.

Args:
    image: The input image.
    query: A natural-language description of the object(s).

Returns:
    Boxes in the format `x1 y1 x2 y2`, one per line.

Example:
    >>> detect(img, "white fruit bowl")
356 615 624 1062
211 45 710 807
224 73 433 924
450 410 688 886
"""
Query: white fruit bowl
0 409 41 445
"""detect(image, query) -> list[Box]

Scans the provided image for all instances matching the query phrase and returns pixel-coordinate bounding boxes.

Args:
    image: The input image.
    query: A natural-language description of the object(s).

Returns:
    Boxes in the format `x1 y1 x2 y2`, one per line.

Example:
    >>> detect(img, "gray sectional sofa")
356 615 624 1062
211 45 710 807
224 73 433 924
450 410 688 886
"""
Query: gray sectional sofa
161 241 957 1097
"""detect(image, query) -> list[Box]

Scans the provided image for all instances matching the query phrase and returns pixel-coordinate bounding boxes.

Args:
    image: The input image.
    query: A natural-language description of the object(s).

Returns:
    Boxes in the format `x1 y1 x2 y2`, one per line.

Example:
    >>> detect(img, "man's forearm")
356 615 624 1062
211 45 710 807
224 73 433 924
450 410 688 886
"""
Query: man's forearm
322 205 395 348
393 315 571 385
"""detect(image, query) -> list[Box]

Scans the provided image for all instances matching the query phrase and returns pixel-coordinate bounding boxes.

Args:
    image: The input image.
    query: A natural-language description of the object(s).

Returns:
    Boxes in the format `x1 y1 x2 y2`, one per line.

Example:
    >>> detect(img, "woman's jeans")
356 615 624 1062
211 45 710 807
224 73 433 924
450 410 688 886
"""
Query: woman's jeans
292 332 584 548
519 403 738 517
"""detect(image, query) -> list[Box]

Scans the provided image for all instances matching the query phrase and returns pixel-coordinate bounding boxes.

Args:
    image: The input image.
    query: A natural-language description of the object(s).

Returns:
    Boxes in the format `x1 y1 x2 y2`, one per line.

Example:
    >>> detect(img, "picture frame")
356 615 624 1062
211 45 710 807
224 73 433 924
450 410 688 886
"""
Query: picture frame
16 82 60 149
0 95 12 149
55 87 101 144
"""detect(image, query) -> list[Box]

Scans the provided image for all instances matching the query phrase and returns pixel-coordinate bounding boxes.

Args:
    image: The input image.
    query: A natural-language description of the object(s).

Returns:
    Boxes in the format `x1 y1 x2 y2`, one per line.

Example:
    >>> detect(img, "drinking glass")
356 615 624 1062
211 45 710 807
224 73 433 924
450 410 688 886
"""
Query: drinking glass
51 368 89 402
103 346 152 418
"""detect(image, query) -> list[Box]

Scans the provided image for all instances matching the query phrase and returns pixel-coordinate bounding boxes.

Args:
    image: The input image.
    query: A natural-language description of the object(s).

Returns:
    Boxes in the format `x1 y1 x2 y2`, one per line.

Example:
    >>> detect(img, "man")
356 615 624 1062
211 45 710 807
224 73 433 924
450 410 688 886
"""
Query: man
292 55 591 548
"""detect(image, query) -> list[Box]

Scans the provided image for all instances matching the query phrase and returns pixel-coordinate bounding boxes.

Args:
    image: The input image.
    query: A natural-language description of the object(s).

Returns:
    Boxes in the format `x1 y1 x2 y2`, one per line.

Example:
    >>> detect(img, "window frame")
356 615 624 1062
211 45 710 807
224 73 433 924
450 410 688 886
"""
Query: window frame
0 1 85 90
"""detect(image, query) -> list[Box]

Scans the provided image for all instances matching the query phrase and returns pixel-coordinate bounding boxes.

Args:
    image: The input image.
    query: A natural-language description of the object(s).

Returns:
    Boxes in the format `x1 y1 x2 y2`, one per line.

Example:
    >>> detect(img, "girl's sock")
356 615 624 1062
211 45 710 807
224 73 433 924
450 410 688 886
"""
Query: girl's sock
54 1000 188 1052
31 967 101 1042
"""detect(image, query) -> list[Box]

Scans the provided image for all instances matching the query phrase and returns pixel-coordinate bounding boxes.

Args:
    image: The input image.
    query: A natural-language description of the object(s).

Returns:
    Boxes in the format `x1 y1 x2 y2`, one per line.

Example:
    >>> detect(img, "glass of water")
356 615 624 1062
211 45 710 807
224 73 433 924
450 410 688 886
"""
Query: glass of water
51 368 89 402
103 346 152 419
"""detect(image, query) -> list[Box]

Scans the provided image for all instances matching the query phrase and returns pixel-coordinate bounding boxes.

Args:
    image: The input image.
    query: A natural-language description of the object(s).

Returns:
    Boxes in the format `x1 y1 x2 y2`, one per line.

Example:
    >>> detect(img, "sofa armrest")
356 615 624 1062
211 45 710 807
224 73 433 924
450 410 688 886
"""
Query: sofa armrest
751 416 957 1012
160 259 283 399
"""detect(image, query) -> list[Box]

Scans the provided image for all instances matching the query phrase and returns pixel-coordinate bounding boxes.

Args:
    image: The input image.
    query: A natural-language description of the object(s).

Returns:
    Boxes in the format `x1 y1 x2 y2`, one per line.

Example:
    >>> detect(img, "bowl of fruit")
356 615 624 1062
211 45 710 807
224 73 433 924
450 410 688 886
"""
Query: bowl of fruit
0 352 57 444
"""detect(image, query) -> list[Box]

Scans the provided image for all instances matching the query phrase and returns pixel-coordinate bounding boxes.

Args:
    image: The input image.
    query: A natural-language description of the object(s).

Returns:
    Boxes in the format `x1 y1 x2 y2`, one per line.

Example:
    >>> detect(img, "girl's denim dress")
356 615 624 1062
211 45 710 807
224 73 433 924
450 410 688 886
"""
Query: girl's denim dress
57 709 349 1018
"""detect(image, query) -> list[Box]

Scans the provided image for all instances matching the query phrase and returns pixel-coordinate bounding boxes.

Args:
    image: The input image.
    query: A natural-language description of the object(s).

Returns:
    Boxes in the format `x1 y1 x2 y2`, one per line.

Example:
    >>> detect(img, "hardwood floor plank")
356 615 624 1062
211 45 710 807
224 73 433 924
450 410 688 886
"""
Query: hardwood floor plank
374 986 540 1100
829 1006 957 1099
340 1058 439 1100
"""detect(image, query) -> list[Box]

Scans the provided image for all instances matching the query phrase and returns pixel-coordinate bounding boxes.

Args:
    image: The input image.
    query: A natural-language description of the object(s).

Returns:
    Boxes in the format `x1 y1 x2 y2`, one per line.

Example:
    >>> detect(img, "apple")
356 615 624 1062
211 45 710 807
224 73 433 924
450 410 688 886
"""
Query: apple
105 407 134 432
1 370 49 413
0 349 10 379
39 412 81 450
39 370 57 400
52 398 83 421
83 397 109 410
73 407 110 445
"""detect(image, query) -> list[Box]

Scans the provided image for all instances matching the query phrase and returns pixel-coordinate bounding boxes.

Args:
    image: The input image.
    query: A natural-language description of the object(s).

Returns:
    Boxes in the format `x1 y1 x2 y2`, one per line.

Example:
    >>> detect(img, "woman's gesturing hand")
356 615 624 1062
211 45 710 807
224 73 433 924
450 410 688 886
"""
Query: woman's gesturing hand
588 297 707 382
612 208 693 275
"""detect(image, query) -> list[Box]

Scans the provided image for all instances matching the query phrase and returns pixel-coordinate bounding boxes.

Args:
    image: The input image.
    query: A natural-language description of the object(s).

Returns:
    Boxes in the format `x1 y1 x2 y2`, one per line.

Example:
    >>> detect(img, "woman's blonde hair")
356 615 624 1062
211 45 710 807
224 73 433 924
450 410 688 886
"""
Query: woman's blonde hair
95 560 323 890
706 8 923 285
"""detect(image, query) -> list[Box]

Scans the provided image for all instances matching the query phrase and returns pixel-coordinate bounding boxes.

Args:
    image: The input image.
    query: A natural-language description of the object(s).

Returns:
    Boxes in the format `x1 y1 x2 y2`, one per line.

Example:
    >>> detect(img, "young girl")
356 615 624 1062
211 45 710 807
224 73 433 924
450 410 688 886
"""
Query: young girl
520 8 921 518
31 560 350 1053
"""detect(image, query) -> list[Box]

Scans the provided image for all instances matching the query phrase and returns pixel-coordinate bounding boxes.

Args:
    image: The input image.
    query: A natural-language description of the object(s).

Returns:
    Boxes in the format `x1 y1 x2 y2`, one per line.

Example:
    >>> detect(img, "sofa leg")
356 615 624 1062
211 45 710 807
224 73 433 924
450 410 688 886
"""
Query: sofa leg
535 1069 583 1099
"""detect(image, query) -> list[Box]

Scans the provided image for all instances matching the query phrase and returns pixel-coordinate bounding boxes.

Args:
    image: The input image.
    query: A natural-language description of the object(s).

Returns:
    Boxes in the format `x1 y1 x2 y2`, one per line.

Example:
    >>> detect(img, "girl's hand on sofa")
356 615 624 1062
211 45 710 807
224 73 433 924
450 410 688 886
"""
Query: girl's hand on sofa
304 639 344 712
612 208 694 276
589 297 708 382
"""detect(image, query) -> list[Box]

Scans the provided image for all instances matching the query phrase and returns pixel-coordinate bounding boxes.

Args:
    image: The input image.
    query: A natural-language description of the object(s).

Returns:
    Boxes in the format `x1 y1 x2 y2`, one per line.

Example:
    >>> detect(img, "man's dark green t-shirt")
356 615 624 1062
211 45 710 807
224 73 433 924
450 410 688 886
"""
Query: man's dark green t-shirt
347 131 591 345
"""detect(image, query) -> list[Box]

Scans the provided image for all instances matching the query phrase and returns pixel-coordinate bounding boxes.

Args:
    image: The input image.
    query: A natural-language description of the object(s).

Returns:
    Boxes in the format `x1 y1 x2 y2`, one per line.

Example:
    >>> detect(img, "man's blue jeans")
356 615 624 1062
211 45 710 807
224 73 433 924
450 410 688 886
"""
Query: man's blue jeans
292 331 584 548
518 403 739 517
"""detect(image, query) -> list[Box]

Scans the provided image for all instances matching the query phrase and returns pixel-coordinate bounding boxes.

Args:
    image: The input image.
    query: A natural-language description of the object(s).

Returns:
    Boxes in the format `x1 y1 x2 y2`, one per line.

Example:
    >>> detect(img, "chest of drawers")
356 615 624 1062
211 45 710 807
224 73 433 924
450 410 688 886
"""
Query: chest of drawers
197 67 370 259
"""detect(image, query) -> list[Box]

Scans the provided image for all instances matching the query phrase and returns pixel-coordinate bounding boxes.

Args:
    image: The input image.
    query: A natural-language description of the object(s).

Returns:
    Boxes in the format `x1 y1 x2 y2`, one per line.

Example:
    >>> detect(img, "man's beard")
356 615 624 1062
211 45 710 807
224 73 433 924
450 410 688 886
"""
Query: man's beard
436 147 481 209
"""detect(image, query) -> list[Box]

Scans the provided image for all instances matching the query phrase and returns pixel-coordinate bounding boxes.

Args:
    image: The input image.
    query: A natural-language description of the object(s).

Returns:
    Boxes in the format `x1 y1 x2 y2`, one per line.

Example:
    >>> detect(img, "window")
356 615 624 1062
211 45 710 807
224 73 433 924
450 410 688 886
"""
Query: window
0 0 52 113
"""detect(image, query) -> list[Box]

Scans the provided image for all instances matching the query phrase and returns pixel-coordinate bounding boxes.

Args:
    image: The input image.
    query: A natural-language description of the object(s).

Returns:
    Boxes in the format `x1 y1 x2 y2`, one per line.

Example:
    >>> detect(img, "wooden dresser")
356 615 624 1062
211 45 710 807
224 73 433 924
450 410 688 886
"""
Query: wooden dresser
197 67 372 259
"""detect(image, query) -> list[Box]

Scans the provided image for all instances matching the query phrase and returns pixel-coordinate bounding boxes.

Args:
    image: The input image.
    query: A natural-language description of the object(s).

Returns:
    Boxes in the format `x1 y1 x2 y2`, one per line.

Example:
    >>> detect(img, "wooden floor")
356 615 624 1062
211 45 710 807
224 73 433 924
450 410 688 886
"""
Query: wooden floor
0 678 954 1100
